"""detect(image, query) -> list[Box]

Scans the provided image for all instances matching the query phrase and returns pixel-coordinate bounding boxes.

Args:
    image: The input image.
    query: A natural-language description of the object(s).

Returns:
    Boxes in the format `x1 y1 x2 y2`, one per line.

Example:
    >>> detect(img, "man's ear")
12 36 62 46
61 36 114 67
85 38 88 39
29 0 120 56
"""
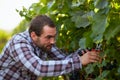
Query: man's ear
30 32 37 41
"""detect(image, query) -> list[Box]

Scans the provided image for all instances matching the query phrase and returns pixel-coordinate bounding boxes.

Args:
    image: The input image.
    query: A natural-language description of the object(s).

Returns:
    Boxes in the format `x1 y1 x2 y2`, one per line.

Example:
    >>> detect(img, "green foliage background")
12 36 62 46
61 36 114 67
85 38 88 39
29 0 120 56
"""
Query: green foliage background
1 0 120 80
0 30 11 52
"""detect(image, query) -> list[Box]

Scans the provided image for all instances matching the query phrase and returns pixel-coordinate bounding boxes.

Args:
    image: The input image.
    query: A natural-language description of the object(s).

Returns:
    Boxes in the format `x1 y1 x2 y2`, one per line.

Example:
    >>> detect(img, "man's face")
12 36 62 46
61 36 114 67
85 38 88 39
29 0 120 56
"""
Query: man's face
31 25 57 52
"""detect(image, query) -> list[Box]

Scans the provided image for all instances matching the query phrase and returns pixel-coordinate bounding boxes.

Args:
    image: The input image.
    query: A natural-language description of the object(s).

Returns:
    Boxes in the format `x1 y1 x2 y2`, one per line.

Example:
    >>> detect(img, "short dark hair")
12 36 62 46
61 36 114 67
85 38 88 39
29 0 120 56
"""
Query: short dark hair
29 15 55 36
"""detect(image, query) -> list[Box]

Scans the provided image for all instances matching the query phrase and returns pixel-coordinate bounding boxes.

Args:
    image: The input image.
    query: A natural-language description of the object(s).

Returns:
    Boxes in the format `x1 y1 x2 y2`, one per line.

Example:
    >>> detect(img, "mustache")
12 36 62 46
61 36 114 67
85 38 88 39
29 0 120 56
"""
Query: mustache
48 44 54 47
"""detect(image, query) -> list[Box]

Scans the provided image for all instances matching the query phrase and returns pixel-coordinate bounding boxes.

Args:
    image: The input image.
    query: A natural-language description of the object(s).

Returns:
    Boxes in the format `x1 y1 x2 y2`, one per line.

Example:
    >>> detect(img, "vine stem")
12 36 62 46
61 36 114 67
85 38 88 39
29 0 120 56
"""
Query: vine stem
99 58 102 75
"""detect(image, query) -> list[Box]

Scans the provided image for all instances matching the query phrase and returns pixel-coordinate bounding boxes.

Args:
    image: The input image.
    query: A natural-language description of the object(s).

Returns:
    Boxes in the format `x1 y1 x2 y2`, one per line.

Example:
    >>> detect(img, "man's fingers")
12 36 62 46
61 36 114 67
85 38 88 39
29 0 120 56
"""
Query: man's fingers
80 50 101 66
88 52 100 62
90 59 97 63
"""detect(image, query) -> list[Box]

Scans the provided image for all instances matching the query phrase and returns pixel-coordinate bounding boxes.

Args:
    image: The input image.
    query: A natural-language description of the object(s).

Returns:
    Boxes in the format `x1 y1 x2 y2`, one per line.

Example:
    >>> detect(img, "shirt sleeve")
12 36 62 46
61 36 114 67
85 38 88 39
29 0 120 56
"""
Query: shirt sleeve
10 40 82 77
50 45 82 68
47 45 67 60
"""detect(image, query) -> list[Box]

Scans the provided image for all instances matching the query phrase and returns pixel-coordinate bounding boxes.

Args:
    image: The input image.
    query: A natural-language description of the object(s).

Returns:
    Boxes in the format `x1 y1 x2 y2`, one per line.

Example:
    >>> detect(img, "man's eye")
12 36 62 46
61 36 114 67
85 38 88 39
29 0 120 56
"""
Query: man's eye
47 36 51 39
46 36 52 39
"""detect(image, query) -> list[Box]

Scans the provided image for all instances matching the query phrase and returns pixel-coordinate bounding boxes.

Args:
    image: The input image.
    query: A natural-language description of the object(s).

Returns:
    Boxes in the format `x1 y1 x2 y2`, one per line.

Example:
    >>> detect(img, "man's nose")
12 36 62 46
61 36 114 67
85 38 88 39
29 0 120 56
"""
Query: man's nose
50 38 55 44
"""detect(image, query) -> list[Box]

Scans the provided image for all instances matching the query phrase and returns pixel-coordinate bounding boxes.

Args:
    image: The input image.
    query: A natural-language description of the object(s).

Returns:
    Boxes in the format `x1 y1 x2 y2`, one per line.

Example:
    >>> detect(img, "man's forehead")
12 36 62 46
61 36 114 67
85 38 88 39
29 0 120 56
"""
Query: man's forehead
42 25 56 34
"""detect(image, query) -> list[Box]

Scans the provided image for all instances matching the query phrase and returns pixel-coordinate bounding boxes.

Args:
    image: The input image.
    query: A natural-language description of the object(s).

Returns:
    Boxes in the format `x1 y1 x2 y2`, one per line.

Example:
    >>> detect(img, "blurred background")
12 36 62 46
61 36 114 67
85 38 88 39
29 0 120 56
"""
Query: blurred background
0 0 120 80
0 0 38 31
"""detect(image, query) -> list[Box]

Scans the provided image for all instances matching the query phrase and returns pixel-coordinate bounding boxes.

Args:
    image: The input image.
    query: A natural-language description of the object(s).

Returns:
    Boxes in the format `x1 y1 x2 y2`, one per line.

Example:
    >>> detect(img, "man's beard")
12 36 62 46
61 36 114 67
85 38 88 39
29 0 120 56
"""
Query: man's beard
38 44 53 53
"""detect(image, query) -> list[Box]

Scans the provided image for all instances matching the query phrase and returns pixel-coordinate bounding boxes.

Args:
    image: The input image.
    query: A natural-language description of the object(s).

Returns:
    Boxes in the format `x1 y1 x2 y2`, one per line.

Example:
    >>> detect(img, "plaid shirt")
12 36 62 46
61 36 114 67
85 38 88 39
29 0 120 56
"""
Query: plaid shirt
0 30 82 80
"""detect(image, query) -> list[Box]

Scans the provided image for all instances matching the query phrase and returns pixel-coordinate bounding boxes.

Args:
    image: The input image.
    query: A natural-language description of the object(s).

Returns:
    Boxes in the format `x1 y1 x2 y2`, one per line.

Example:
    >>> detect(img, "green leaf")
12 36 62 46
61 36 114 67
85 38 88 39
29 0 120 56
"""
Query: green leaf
71 11 94 28
118 66 120 74
96 70 110 80
92 14 107 34
79 38 86 49
72 0 86 7
104 25 120 43
83 31 93 48
85 64 94 75
39 6 48 14
101 70 110 78
101 60 107 67
76 16 90 28
94 0 108 9
92 33 103 42
91 13 108 42
98 7 110 15
40 0 49 5
79 0 86 4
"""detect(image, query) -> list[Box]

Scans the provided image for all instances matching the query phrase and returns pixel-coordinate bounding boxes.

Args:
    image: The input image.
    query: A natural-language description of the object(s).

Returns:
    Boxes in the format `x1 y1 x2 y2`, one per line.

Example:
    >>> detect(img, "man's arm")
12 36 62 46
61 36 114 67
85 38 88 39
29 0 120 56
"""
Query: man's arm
10 41 82 77
47 45 67 60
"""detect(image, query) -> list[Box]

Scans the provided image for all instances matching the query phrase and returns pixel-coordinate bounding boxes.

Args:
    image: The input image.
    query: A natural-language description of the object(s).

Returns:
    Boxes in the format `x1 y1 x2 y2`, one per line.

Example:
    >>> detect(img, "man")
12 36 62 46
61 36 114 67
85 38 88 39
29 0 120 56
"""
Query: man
0 15 100 80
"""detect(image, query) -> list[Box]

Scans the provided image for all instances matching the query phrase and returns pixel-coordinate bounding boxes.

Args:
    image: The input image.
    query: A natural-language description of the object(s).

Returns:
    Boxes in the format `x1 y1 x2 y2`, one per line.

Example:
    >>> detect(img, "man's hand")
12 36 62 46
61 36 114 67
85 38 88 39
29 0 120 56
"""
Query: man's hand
80 50 100 66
